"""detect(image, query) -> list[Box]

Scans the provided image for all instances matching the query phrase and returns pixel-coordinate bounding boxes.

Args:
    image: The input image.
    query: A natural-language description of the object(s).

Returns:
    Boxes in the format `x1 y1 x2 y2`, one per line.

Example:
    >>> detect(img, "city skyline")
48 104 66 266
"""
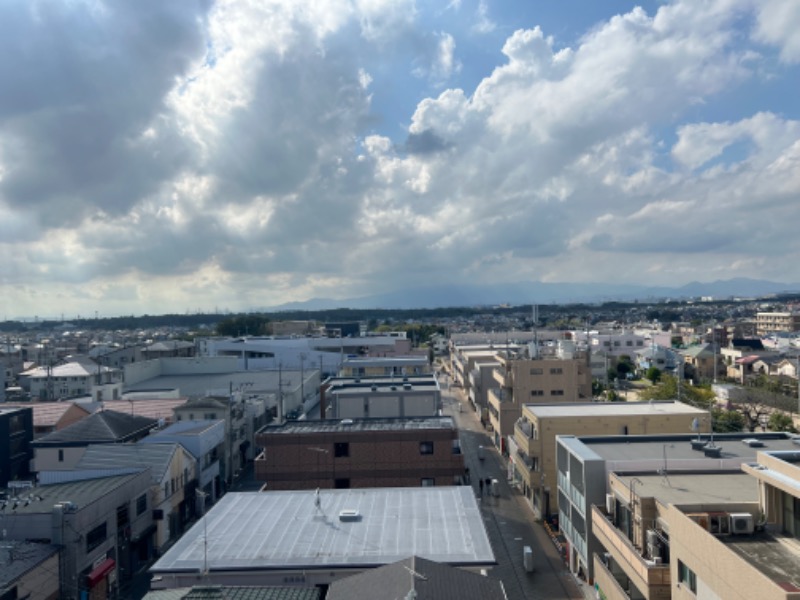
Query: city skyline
1 0 799 318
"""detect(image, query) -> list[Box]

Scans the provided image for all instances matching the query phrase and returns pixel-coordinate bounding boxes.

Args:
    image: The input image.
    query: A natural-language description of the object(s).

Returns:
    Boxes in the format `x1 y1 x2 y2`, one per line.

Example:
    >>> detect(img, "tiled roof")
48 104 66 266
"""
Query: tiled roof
327 556 507 600
1 401 90 428
32 409 157 446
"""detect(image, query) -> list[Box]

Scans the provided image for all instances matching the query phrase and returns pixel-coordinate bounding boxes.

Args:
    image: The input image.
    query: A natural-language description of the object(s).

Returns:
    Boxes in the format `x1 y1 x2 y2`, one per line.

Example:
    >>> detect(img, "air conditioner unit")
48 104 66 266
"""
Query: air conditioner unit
730 513 754 535
646 529 659 547
648 543 662 560
651 556 663 565
606 493 616 515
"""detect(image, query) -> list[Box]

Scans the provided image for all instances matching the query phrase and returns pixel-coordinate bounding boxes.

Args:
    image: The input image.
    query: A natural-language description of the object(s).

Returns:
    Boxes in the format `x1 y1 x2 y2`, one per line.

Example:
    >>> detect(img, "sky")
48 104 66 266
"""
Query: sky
1 0 799 319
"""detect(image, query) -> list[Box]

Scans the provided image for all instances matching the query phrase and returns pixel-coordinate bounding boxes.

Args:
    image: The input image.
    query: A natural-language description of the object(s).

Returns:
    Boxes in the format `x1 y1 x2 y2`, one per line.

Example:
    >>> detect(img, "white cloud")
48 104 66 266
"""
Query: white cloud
752 0 800 63
472 0 495 34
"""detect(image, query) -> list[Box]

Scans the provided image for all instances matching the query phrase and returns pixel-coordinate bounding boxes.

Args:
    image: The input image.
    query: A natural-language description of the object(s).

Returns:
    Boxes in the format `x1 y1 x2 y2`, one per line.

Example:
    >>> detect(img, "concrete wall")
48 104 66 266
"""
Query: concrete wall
34 446 87 472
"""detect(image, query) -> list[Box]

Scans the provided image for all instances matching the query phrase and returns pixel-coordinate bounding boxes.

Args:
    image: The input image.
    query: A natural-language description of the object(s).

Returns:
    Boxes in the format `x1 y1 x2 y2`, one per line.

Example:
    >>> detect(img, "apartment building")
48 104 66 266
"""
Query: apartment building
510 402 706 520
757 312 800 336
254 416 465 490
19 356 122 401
555 432 800 589
0 406 33 487
486 346 592 454
591 446 800 600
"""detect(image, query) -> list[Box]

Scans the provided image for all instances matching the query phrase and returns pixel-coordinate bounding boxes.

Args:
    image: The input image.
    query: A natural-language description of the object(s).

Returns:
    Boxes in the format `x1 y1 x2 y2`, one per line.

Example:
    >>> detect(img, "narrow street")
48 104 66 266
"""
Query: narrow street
439 371 587 600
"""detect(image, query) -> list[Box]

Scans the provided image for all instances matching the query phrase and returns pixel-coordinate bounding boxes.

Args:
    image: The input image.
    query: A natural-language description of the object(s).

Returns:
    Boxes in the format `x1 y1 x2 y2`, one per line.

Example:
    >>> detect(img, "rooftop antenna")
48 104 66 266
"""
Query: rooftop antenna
314 488 322 514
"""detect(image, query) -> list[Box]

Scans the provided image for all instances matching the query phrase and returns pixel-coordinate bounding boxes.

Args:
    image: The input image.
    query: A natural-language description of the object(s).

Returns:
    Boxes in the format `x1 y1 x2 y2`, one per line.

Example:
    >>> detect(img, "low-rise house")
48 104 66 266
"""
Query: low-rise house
0 541 60 600
255 416 465 490
1 401 91 438
0 471 153 599
140 420 225 503
19 356 123 401
40 443 200 554
31 410 157 472
327 555 508 600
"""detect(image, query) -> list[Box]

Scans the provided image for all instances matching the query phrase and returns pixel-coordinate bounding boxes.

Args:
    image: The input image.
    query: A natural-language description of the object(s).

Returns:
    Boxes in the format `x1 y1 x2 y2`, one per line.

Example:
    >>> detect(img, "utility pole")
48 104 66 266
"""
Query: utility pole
300 353 306 411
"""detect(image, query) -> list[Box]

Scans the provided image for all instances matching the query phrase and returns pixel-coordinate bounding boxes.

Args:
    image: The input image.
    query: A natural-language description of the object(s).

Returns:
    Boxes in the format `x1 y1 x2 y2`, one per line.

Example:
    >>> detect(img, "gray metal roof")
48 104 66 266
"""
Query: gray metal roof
31 409 157 446
0 473 145 515
0 541 59 588
151 487 494 573
259 416 456 435
75 443 183 482
326 555 507 600
143 587 321 600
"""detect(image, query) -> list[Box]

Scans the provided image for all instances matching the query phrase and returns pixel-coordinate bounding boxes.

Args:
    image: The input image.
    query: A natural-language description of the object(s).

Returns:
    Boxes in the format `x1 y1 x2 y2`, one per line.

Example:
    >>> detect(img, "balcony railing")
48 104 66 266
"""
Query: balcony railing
591 506 670 599
515 419 534 439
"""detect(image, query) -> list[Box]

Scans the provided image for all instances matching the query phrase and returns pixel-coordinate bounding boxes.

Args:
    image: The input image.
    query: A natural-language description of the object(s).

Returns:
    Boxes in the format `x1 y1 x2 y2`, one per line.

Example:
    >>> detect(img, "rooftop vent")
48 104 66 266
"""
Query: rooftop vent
340 419 354 426
339 509 361 522
403 383 412 390
742 438 765 448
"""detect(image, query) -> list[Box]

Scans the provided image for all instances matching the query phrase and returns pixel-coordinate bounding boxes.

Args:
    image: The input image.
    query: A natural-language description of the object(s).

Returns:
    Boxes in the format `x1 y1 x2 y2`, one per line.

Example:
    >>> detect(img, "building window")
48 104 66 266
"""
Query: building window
420 441 434 455
550 368 563 375
86 522 108 553
334 442 350 458
136 494 147 516
626 341 633 346
334 478 350 489
678 560 697 593
531 390 544 397
451 440 462 455
421 478 435 487
530 368 543 375
58 449 64 462
550 390 564 396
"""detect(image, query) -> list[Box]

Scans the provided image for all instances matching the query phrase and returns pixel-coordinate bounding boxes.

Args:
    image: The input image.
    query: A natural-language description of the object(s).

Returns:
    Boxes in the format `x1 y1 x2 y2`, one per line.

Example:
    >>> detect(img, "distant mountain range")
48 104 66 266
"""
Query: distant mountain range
267 278 800 311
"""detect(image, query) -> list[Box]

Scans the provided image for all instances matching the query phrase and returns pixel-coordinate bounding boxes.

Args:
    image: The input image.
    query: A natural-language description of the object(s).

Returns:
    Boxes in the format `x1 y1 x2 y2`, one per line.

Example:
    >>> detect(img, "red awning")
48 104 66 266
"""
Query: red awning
86 558 115 587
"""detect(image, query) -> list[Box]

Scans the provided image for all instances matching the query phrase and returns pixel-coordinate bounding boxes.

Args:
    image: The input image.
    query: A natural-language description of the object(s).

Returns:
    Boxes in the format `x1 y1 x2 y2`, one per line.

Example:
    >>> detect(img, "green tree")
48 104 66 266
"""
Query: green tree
638 375 715 408
215 314 271 337
767 412 797 433
712 408 744 433
645 367 662 384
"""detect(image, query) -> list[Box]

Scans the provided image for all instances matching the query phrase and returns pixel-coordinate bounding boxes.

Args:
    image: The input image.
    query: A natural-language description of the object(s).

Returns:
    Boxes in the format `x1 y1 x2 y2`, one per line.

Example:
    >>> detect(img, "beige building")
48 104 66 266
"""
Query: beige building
593 447 800 600
487 347 592 453
509 401 707 519
757 311 800 336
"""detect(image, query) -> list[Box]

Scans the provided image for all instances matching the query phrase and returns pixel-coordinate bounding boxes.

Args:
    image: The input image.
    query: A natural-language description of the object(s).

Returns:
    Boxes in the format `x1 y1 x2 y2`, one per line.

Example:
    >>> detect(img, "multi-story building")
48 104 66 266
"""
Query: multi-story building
591 445 800 600
757 312 800 336
511 402 707 521
321 376 440 420
19 356 123 401
339 356 431 378
486 344 592 454
255 416 465 490
555 431 800 588
0 406 33 487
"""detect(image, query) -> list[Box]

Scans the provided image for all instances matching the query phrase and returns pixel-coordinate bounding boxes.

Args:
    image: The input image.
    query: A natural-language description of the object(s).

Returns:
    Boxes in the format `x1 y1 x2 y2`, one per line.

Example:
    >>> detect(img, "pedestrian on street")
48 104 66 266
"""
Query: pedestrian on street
479 478 484 496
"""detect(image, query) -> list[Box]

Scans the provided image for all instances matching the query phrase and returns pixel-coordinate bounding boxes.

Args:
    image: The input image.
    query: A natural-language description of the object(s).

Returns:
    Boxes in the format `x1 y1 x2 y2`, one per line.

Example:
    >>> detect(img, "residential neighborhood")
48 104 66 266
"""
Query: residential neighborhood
1 296 800 599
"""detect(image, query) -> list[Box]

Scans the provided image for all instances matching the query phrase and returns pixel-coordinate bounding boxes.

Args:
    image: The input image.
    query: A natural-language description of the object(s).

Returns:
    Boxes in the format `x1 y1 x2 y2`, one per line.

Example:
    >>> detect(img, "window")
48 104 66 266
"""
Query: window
451 440 462 455
550 390 564 396
530 368 543 375
421 478 435 487
334 478 350 489
136 494 147 516
86 522 108 553
531 390 544 397
678 560 697 593
420 441 434 455
334 442 349 458
626 341 633 346
550 368 563 375
58 449 64 462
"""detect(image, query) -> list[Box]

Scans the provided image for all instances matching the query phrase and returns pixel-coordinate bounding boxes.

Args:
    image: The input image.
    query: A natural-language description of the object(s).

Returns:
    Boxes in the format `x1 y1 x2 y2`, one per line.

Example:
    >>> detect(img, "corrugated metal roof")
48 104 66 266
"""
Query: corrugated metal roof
151 487 494 573
75 443 182 482
32 409 157 445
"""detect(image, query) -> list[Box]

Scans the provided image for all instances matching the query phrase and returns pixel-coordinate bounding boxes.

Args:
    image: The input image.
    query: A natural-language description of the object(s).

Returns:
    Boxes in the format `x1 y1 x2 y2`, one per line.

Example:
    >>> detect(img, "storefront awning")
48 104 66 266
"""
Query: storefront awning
86 558 115 587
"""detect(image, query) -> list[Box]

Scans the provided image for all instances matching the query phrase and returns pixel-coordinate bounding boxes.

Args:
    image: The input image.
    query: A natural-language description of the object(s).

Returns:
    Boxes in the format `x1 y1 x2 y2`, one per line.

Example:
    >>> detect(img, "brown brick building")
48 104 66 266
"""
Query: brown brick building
255 416 466 490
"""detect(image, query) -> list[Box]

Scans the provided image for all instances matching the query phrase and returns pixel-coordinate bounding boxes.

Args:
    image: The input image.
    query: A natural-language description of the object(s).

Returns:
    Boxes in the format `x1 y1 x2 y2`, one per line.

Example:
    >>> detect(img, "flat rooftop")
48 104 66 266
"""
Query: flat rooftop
615 472 758 506
150 487 494 573
575 433 800 467
258 416 456 435
526 401 707 418
328 377 439 394
721 529 800 591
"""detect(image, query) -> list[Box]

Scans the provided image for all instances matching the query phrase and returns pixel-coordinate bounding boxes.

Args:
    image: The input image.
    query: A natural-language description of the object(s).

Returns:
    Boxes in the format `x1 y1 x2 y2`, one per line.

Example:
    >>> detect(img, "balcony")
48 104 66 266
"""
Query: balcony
515 418 534 439
593 552 633 600
591 506 671 600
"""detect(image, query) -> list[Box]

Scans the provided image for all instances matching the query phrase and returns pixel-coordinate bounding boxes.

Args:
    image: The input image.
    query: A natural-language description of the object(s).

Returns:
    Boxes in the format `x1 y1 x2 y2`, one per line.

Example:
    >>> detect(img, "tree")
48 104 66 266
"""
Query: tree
767 412 797 433
730 386 798 432
712 408 744 433
645 367 662 384
638 375 715 408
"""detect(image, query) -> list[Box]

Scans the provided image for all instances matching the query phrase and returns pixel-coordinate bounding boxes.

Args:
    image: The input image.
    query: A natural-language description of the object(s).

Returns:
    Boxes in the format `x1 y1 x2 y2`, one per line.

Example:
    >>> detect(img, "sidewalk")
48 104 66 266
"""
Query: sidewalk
441 383 589 600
